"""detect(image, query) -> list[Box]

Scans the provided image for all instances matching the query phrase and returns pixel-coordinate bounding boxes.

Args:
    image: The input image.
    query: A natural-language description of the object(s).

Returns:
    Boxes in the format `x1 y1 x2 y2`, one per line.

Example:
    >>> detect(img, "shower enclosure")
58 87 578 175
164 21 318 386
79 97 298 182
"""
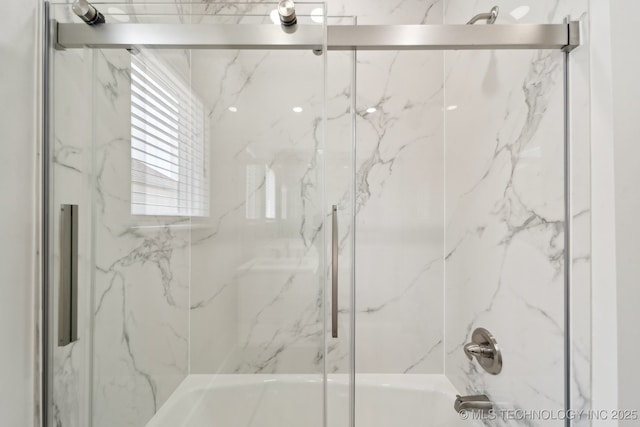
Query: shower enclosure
43 2 591 426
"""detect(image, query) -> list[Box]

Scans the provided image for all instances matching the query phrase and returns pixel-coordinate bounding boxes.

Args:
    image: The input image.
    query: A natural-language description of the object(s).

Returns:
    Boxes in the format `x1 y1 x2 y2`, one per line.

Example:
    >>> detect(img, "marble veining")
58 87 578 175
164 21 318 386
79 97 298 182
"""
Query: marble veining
51 45 94 427
444 48 567 424
443 2 591 425
188 48 326 375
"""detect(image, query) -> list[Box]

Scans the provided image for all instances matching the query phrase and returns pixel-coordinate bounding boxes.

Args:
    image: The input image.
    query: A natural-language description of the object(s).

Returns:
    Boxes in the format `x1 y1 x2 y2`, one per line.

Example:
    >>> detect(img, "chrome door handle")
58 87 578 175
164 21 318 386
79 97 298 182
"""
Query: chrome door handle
59 204 79 346
332 205 338 338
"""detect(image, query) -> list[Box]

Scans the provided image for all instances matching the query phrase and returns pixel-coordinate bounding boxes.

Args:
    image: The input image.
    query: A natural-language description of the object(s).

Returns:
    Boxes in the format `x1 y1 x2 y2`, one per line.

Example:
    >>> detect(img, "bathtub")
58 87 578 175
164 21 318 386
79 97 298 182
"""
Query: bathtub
147 374 476 427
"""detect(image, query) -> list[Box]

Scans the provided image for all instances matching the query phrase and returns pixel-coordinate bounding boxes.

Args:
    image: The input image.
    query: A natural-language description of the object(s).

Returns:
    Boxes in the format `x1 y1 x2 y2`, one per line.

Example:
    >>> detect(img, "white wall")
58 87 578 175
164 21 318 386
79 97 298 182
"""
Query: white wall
0 0 38 426
589 1 620 424
610 1 640 423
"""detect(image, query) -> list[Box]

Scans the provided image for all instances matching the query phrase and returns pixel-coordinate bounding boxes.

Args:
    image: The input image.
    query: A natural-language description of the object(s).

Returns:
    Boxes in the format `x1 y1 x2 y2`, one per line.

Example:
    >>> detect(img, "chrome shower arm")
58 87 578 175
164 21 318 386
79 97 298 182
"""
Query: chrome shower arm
467 6 499 25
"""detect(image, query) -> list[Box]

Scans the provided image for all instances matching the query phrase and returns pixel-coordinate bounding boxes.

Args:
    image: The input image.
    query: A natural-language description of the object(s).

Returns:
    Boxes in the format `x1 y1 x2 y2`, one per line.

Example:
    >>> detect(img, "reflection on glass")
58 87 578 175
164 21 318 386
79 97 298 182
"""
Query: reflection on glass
246 164 261 219
265 166 276 219
280 185 288 220
245 164 280 221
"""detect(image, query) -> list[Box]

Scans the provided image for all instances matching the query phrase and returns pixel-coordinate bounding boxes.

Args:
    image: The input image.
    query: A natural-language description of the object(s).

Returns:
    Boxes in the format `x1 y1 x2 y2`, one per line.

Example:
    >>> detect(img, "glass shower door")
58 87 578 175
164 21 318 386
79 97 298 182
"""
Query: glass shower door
46 3 337 426
350 45 572 427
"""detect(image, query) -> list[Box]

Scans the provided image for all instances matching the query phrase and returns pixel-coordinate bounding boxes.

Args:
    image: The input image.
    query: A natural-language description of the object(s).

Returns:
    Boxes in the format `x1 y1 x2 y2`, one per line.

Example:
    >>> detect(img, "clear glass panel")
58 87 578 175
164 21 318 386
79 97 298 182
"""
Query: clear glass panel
48 41 94 427
48 3 329 427
352 35 569 427
325 15 356 427
352 50 452 425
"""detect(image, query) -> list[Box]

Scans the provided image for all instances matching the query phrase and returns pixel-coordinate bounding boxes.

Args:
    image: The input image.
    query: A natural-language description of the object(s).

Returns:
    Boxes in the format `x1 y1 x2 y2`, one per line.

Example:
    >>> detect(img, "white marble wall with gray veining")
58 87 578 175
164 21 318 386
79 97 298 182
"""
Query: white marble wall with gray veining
443 1 591 426
50 33 192 425
187 0 447 379
334 0 446 375
188 47 327 375
444 47 567 424
90 49 191 427
351 49 445 374
50 45 93 427
168 0 448 381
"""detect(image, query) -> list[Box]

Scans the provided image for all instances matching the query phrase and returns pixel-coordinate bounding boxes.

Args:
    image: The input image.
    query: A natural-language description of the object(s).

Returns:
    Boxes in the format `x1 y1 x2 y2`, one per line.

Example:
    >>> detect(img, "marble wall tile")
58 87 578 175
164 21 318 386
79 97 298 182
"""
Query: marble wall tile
185 0 449 377
442 1 591 425
351 49 445 374
186 0 447 378
330 0 442 24
327 0 446 375
444 48 566 424
89 50 190 427
50 48 92 427
188 49 327 375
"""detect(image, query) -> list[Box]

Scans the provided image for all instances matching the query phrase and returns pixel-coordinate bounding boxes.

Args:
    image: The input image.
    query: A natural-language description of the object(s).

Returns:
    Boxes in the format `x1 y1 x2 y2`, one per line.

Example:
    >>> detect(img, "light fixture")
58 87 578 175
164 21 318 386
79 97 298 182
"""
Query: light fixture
366 107 377 114
228 106 238 113
270 9 280 25
311 8 324 24
446 105 458 111
509 6 530 21
292 106 303 113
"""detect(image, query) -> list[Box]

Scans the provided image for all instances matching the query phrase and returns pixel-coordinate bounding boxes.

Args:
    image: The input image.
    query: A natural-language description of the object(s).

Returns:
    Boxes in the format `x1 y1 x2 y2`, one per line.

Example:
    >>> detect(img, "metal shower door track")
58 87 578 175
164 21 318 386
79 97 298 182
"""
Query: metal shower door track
55 22 581 51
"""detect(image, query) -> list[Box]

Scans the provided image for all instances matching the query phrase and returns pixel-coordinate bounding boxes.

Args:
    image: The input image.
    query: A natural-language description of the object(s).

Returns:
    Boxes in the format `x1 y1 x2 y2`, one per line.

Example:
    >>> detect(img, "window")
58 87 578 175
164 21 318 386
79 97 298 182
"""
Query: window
130 54 209 217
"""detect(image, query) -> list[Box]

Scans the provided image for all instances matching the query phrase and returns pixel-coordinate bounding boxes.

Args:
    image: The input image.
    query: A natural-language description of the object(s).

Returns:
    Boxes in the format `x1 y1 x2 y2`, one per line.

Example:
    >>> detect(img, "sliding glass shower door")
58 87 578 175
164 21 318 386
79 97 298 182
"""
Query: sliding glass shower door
45 3 350 427
46 3 584 427
350 33 579 427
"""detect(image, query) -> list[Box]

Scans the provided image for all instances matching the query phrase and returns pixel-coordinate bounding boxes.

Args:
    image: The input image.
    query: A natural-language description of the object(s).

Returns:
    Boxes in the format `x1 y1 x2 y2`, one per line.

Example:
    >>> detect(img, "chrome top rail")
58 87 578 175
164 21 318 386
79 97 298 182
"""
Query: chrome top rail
55 22 581 51
329 23 580 51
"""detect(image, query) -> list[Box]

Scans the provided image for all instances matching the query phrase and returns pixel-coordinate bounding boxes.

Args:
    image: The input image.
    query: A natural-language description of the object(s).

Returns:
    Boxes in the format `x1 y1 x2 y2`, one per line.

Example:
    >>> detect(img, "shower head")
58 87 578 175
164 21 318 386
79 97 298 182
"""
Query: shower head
277 0 297 27
72 0 105 26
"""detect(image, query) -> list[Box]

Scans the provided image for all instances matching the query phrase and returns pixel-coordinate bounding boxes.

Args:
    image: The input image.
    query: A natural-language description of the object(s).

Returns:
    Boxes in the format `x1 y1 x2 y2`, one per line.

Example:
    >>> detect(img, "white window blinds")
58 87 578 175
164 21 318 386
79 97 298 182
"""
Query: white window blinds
130 54 209 217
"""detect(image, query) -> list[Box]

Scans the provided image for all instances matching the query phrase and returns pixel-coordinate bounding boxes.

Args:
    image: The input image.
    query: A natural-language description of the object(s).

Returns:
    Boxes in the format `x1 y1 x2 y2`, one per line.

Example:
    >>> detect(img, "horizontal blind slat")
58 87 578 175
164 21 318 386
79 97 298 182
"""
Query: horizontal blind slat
132 159 208 186
131 54 209 217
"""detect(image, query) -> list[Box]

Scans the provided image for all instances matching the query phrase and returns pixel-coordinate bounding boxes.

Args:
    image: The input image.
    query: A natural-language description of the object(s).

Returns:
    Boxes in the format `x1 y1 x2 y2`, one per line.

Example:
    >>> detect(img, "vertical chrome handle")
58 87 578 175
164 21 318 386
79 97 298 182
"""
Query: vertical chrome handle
332 205 338 338
59 204 79 346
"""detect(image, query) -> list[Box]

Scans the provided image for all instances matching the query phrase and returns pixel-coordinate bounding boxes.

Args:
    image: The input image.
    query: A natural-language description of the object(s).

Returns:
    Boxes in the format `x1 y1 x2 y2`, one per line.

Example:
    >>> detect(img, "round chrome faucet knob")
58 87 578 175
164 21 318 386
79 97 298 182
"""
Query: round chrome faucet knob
463 328 502 375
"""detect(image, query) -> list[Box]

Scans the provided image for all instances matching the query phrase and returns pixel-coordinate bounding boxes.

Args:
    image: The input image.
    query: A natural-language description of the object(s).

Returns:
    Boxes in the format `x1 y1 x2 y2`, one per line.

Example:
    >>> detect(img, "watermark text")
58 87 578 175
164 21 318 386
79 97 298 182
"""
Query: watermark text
459 409 639 421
